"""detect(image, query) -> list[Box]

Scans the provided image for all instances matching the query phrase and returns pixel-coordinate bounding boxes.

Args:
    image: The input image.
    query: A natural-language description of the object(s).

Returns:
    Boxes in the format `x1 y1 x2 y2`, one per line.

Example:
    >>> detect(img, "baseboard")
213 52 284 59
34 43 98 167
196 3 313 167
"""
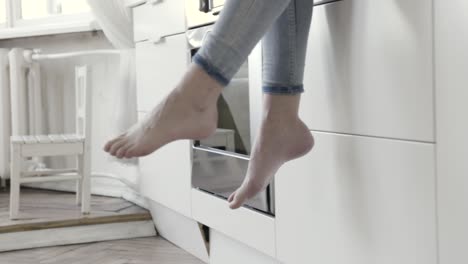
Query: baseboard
0 220 156 252
210 229 280 264
147 199 210 263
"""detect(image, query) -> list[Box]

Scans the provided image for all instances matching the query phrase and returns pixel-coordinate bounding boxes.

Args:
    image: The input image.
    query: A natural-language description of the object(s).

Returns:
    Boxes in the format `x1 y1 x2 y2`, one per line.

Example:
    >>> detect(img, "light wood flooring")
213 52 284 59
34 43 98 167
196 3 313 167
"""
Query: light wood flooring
0 237 205 264
0 187 151 233
0 187 204 263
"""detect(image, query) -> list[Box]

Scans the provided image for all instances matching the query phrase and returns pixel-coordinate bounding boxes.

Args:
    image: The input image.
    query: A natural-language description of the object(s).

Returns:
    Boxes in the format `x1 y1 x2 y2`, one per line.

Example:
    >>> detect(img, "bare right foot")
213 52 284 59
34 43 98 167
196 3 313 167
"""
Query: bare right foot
104 64 223 159
228 94 314 209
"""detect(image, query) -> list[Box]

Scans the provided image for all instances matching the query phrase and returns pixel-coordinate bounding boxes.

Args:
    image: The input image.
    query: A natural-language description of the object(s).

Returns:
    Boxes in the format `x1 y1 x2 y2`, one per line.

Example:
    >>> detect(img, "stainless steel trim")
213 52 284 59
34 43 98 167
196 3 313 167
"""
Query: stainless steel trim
314 0 344 6
192 145 273 214
193 145 249 161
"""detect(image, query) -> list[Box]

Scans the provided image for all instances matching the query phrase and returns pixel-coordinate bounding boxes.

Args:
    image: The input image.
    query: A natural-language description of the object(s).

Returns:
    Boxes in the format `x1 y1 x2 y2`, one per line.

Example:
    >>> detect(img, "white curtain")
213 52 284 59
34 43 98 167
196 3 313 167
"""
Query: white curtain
87 0 137 138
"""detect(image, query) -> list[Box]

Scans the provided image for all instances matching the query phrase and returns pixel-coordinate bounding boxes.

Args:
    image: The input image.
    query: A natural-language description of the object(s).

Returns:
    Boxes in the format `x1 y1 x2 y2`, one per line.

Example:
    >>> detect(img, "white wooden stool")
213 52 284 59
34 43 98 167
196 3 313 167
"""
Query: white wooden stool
9 66 92 219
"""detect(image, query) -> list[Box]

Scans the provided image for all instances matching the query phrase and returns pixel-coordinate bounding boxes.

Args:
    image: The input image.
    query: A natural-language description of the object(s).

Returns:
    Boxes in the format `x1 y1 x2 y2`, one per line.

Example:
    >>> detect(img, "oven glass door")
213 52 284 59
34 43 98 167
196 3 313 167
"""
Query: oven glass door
189 30 275 215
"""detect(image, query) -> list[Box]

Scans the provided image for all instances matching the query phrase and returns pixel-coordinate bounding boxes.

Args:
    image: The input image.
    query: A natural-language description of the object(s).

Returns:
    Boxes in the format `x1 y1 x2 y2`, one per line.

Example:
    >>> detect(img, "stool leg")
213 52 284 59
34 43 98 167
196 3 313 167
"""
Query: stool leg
78 153 91 214
9 145 21 220
75 156 82 205
76 179 82 206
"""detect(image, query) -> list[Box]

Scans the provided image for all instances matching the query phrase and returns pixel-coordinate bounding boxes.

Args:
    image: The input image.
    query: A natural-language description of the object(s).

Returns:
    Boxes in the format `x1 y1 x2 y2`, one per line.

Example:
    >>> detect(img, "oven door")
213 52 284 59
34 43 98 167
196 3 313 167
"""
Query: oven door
188 26 275 215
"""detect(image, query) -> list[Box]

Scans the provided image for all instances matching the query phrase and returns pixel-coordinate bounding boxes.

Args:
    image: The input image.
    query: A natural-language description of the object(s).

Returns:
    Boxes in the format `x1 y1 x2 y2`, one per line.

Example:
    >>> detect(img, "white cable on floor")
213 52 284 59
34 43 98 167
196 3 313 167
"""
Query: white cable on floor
90 172 138 191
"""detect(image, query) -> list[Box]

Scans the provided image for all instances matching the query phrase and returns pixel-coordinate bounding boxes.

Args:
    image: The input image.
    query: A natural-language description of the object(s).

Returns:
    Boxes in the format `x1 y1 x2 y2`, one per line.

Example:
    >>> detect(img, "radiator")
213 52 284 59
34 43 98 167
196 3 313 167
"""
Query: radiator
0 49 10 179
0 48 43 180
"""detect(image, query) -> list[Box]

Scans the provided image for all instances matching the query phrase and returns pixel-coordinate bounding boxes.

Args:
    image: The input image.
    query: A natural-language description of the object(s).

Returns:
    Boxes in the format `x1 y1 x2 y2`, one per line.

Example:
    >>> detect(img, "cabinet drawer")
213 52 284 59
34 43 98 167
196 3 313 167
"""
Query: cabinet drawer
133 0 186 42
191 189 276 258
135 33 188 112
301 0 434 141
275 131 437 264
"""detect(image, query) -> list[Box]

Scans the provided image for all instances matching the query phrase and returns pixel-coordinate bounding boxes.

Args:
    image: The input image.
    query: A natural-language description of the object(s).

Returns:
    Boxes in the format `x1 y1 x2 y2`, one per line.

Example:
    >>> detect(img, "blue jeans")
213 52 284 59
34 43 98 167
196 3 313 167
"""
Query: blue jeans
193 0 314 95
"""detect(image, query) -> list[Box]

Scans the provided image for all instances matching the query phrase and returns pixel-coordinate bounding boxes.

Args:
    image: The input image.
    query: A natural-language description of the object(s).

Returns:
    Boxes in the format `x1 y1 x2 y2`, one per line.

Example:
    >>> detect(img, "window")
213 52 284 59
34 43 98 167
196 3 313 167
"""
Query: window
0 0 6 26
21 0 90 20
0 0 94 38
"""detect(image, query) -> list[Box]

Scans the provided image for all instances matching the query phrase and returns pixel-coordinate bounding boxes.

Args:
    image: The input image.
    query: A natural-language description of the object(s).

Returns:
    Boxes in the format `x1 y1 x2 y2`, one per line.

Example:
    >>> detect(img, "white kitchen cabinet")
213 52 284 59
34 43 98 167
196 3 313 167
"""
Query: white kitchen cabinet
434 1 468 264
275 131 437 264
138 112 192 217
135 33 188 112
135 33 191 217
210 229 280 264
191 189 276 258
133 0 186 42
302 0 434 142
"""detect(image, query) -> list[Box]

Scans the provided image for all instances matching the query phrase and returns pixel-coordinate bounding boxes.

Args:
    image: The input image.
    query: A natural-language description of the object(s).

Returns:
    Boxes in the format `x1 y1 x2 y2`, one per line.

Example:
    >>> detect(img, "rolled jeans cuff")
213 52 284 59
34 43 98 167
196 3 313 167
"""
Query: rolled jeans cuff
262 84 304 95
193 54 230 86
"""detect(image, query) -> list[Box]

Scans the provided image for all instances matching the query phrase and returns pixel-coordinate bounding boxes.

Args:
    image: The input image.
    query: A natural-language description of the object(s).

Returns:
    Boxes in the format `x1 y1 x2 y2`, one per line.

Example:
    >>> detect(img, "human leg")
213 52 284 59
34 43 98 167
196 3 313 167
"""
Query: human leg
228 0 315 209
105 0 295 158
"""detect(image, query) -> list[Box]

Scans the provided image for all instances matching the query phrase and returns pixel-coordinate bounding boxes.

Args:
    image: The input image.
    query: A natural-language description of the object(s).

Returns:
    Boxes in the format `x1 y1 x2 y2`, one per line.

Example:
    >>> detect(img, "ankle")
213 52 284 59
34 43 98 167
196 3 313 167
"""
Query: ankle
262 109 299 123
177 65 223 111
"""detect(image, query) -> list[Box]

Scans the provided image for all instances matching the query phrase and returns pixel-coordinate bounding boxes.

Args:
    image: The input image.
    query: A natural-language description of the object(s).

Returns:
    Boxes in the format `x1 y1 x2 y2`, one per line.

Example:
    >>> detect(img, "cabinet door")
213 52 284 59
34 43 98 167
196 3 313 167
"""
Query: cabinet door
275 132 437 264
133 0 186 42
135 33 191 217
138 112 192 217
135 34 188 112
301 0 434 141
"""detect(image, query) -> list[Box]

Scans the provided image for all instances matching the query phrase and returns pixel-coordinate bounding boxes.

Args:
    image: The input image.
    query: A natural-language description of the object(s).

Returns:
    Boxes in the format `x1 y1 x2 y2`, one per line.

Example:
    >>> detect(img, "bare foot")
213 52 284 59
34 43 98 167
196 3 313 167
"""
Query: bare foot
228 95 314 209
104 65 222 159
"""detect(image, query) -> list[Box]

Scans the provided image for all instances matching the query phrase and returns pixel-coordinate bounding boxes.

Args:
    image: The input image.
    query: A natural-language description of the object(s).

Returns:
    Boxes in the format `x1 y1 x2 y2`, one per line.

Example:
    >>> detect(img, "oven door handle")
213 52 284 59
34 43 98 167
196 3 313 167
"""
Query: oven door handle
199 0 214 13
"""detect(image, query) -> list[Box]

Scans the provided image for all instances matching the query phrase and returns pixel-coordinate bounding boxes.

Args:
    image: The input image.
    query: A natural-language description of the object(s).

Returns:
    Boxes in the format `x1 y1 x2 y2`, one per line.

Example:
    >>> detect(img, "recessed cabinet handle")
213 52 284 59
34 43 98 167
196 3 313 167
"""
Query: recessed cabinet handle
151 35 168 44
148 0 163 5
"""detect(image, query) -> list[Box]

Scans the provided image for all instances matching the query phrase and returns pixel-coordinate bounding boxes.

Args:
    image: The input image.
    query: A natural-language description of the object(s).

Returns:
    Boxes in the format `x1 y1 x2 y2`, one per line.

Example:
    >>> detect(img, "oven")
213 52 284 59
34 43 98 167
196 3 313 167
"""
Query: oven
186 1 275 215
185 0 225 29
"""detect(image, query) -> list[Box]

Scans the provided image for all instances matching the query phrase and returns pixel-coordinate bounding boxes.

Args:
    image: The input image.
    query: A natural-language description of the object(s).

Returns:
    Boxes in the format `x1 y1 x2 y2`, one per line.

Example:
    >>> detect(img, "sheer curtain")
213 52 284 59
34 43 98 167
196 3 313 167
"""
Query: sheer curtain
87 0 137 139
84 0 145 205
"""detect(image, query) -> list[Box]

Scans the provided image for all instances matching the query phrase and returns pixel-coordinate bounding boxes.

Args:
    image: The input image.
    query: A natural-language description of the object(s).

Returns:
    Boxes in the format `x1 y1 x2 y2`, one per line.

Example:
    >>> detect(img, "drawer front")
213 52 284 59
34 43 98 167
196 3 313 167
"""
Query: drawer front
135 33 188 112
301 0 434 141
275 131 437 264
133 0 186 42
191 189 276 258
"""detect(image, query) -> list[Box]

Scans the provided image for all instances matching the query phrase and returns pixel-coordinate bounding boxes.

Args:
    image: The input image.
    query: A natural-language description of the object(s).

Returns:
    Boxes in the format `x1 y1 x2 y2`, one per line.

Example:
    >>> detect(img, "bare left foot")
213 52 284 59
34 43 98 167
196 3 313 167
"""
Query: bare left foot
104 64 222 159
228 95 314 209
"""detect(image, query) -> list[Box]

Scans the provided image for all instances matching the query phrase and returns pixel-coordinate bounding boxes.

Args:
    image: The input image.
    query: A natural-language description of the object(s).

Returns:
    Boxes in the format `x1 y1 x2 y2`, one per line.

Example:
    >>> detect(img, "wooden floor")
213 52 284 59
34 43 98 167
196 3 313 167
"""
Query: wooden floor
0 187 204 263
0 237 205 264
0 187 151 233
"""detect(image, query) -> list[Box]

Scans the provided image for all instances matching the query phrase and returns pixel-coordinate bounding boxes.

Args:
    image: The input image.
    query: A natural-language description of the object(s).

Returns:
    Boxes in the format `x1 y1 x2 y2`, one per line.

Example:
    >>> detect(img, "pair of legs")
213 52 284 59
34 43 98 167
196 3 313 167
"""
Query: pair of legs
105 0 315 209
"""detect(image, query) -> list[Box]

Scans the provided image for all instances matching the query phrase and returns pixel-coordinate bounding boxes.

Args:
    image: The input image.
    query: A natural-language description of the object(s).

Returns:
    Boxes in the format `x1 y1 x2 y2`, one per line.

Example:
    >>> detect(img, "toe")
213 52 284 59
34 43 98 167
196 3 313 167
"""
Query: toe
124 146 143 159
109 139 128 156
124 148 135 159
104 134 125 152
116 145 131 159
229 188 247 209
124 146 152 158
227 192 236 203
123 148 135 159
104 139 117 152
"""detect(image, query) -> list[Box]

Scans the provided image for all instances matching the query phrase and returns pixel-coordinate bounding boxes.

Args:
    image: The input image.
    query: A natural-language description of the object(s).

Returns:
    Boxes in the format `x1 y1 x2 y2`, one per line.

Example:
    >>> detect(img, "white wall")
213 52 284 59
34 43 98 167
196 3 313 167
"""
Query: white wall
0 31 141 200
